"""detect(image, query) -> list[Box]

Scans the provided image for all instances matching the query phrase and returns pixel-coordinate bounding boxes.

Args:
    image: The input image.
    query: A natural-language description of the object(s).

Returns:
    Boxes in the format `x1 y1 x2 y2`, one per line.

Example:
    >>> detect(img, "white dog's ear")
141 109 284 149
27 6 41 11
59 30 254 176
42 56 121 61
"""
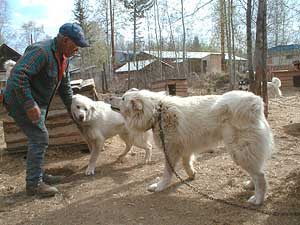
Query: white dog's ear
131 99 143 111
90 102 97 112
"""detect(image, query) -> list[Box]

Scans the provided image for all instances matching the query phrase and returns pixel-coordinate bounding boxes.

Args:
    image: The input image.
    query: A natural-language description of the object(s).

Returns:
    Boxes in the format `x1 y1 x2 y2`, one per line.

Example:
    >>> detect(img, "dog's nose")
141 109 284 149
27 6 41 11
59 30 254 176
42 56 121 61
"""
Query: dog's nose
79 115 84 121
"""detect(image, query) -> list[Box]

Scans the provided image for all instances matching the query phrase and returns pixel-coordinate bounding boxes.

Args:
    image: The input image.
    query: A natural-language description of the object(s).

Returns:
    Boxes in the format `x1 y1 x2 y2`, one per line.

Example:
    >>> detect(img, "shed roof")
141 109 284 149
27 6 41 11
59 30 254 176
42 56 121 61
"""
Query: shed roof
143 51 246 61
115 59 173 73
116 59 156 72
0 44 21 71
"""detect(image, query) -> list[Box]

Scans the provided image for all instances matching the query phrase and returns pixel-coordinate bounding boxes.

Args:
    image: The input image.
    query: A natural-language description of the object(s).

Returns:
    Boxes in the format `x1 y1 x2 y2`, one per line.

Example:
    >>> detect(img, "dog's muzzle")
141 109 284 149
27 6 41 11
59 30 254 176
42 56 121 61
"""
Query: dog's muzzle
111 106 120 112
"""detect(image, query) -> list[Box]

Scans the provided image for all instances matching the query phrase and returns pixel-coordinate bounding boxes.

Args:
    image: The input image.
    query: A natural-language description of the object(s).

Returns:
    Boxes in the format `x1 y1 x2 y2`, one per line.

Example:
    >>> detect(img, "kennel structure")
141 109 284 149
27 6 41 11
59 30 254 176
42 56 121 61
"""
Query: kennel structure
151 78 188 96
2 79 98 153
271 70 300 88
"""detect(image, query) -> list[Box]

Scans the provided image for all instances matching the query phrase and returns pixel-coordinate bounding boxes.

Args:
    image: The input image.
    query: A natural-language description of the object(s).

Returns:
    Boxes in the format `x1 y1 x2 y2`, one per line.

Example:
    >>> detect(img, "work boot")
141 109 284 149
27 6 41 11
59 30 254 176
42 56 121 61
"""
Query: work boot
26 181 59 197
43 174 65 185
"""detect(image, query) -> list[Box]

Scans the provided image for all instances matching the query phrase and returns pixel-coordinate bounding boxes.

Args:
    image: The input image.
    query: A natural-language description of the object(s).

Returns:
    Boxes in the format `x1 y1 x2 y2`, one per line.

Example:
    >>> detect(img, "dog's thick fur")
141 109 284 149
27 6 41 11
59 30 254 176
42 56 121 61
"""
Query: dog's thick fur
238 77 282 98
112 89 273 205
71 94 152 175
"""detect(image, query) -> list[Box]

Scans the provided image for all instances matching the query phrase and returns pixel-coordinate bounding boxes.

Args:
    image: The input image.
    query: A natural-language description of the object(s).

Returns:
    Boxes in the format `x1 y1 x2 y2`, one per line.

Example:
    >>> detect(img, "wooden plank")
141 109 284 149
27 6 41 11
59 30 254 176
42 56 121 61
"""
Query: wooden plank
151 83 166 89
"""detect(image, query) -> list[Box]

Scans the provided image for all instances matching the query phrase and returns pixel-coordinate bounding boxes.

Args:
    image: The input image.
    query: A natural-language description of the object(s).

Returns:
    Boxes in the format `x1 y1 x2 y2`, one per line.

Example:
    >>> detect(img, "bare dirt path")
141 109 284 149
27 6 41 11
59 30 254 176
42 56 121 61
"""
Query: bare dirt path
0 90 300 225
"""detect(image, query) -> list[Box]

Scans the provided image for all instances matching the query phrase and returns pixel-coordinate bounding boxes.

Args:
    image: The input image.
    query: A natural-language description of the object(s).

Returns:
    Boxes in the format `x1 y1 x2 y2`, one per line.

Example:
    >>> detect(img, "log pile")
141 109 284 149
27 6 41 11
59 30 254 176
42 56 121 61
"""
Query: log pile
2 78 98 154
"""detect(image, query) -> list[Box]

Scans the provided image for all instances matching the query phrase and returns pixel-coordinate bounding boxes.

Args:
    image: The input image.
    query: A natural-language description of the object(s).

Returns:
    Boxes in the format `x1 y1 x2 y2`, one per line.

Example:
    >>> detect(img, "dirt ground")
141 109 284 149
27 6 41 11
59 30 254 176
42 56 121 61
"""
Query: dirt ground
1 89 300 225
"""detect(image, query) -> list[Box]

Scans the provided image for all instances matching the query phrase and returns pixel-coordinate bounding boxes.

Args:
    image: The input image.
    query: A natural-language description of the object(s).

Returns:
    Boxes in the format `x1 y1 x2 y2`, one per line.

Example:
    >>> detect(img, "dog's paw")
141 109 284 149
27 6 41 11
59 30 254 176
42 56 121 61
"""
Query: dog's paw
247 195 263 205
85 166 95 176
147 183 159 192
147 181 168 192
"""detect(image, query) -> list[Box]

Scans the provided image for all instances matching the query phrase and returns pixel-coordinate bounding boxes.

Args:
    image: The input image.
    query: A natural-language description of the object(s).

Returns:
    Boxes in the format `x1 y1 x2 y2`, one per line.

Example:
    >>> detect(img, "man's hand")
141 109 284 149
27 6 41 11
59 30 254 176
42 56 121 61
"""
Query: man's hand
26 105 41 123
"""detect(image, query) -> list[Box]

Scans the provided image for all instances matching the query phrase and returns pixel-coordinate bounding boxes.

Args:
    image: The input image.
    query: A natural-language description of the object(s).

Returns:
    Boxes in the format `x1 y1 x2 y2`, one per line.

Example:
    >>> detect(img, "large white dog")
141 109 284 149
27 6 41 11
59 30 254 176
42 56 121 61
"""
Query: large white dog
111 89 273 205
71 94 153 175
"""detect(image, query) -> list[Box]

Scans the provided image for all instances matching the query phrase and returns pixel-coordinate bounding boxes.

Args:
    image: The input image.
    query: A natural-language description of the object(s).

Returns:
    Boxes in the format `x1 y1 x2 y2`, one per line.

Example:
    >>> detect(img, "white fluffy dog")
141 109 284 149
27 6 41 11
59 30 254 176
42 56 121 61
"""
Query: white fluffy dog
238 76 282 98
111 89 273 205
71 94 153 175
4 60 16 77
267 77 282 98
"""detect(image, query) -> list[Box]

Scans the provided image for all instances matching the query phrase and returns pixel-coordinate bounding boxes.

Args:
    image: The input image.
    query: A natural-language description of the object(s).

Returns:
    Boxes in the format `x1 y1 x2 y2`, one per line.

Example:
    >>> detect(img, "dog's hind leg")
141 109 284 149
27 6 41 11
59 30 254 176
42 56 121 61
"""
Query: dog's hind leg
86 138 104 175
117 141 133 163
182 153 196 180
246 172 266 205
229 144 267 205
148 147 180 192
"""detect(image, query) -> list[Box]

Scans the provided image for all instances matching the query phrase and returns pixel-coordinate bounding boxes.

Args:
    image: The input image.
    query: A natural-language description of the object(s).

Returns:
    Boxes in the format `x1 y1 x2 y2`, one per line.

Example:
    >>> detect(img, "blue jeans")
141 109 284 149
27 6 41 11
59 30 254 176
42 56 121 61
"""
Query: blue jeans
13 114 49 187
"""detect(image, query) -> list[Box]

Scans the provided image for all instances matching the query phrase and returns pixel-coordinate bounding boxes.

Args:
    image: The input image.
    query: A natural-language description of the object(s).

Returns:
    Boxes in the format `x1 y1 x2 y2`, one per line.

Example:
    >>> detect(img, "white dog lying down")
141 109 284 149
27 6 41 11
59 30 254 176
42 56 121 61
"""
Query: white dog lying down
71 94 153 175
111 89 273 205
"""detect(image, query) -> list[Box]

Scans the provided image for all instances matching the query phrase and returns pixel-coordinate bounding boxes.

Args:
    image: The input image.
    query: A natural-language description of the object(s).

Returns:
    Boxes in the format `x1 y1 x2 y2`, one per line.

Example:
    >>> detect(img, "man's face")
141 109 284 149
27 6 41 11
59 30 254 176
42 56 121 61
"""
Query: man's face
62 37 79 57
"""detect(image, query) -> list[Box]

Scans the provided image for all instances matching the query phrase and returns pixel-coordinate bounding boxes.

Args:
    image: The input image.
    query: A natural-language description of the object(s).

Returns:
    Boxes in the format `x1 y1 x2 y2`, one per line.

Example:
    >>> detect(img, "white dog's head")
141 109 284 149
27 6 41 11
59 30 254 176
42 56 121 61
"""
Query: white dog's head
71 94 96 123
110 89 165 131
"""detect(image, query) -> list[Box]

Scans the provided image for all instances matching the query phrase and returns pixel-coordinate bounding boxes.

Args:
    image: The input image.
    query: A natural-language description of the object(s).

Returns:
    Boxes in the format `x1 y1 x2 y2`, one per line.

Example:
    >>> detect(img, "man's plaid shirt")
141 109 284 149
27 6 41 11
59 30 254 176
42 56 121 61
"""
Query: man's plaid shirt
4 38 73 120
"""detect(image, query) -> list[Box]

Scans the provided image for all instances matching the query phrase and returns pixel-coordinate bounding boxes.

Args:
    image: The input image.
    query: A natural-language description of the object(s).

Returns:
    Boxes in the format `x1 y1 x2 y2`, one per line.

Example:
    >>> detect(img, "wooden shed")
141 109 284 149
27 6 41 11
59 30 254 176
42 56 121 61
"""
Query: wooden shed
2 78 97 153
151 78 188 96
271 70 300 88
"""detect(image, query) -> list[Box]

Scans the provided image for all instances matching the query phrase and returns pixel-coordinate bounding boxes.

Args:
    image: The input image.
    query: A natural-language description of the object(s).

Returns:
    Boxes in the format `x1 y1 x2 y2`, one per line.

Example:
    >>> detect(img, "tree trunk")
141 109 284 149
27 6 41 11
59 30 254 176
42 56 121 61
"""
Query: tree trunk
181 0 186 77
109 0 115 73
220 0 226 72
154 0 163 80
224 0 233 89
246 0 255 92
255 0 268 117
230 0 236 89
166 4 180 77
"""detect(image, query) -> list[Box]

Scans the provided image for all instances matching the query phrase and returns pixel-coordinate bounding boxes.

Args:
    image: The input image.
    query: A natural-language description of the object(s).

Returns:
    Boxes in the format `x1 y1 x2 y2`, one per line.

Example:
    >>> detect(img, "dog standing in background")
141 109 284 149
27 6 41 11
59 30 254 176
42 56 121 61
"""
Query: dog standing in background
239 77 282 98
267 77 282 98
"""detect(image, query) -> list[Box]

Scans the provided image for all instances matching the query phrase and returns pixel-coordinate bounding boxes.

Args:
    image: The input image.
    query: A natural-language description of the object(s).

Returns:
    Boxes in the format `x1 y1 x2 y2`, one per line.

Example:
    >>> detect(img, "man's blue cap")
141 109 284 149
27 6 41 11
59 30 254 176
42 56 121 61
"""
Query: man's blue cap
59 23 89 47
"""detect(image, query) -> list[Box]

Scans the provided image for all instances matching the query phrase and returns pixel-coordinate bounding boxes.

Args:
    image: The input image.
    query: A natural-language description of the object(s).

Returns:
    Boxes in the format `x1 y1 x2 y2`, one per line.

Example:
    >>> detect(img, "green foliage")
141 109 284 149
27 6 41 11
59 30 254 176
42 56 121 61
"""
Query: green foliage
73 0 92 43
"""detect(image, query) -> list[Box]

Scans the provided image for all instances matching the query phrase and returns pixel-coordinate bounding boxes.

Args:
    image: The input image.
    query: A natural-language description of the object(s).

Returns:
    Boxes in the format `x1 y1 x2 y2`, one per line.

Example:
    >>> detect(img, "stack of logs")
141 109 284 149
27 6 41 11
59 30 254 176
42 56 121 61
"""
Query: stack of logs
2 78 98 153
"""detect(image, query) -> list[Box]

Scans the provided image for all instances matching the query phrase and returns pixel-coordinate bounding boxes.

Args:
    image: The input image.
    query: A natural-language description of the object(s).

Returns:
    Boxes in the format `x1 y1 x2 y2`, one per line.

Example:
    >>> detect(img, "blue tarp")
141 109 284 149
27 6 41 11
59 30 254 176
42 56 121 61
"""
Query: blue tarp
268 44 300 53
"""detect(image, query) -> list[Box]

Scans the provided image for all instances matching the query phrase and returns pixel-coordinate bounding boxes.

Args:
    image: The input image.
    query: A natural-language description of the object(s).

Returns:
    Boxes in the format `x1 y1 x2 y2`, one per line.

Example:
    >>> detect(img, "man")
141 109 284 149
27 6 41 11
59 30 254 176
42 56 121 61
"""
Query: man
4 23 89 197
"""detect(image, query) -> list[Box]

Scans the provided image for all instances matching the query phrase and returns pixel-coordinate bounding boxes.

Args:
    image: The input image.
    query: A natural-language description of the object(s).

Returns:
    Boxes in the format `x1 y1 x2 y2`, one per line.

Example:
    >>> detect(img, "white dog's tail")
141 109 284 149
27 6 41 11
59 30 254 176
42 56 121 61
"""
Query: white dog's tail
272 77 281 88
